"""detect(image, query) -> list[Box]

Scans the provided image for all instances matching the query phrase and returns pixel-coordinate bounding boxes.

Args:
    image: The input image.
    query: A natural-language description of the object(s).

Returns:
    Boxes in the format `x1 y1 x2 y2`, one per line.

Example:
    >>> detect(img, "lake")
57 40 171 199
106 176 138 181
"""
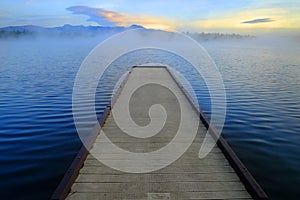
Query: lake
0 35 299 200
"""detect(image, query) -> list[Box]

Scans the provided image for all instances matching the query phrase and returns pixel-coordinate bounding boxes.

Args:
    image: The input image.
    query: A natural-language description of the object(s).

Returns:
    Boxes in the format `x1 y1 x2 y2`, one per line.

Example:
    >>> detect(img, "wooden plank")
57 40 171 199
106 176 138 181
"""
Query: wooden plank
66 191 251 200
78 165 235 174
76 173 240 183
71 181 246 193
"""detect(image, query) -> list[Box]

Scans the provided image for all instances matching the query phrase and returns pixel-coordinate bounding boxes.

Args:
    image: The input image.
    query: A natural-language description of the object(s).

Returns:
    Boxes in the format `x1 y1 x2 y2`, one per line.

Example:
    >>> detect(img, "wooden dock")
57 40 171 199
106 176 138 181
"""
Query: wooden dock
51 66 268 200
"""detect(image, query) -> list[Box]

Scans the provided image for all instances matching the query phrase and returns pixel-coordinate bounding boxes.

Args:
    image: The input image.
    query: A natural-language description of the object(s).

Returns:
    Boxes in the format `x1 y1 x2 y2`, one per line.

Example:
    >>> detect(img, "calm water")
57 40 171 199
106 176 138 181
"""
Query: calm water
0 36 299 200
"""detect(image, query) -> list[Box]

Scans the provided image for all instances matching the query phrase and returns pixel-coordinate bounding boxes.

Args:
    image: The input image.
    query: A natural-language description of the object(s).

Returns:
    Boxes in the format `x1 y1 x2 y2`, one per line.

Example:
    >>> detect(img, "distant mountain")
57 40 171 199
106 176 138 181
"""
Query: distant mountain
0 24 255 40
0 24 145 38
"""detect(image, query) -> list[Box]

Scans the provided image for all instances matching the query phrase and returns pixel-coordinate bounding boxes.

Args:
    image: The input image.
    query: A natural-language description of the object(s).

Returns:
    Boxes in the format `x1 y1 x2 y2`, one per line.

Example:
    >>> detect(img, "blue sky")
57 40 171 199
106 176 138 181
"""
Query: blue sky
0 0 299 32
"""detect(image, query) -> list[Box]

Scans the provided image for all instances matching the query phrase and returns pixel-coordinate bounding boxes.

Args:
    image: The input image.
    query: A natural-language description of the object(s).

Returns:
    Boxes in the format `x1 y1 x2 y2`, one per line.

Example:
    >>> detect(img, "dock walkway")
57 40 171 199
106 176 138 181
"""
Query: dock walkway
52 66 267 200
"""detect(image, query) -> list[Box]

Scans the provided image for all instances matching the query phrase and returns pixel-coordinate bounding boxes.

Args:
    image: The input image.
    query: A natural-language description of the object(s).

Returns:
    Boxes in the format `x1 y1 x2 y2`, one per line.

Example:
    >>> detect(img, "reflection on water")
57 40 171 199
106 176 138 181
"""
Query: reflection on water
0 37 299 199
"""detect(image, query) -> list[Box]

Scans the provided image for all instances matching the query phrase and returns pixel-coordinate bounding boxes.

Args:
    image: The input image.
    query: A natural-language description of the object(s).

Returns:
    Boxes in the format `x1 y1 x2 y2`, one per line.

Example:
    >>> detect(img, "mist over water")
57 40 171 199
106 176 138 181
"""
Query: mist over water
0 32 299 199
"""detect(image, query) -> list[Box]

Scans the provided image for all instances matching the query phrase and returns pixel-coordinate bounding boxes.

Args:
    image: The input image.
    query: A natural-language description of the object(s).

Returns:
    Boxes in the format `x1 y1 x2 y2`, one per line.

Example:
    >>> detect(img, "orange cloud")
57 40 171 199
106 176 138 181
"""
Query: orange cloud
67 6 174 31
111 14 174 30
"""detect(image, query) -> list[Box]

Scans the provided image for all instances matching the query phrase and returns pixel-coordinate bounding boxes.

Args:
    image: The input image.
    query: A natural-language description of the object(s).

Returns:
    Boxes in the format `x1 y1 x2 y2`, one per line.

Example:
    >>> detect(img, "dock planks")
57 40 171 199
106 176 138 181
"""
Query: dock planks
60 67 261 200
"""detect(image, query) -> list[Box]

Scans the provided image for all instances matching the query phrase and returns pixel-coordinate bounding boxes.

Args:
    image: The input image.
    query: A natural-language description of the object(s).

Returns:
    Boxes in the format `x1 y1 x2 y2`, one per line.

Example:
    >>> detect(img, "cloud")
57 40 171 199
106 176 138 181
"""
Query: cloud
188 7 297 30
67 6 124 26
66 6 174 30
242 18 274 24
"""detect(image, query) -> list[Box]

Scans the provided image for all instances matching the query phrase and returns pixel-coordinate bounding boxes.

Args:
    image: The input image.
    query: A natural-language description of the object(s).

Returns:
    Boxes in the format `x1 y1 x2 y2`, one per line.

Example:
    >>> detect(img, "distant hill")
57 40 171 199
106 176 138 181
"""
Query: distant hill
184 32 255 41
0 24 145 38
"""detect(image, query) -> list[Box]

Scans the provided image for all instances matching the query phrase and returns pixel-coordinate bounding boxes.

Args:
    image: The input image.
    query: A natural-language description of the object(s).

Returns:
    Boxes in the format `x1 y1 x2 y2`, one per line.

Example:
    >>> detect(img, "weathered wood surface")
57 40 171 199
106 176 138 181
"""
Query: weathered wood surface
66 67 251 200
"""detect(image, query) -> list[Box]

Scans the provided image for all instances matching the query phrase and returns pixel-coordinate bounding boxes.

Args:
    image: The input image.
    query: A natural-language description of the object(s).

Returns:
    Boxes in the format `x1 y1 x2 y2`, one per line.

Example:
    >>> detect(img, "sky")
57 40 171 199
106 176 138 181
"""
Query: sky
0 0 299 33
